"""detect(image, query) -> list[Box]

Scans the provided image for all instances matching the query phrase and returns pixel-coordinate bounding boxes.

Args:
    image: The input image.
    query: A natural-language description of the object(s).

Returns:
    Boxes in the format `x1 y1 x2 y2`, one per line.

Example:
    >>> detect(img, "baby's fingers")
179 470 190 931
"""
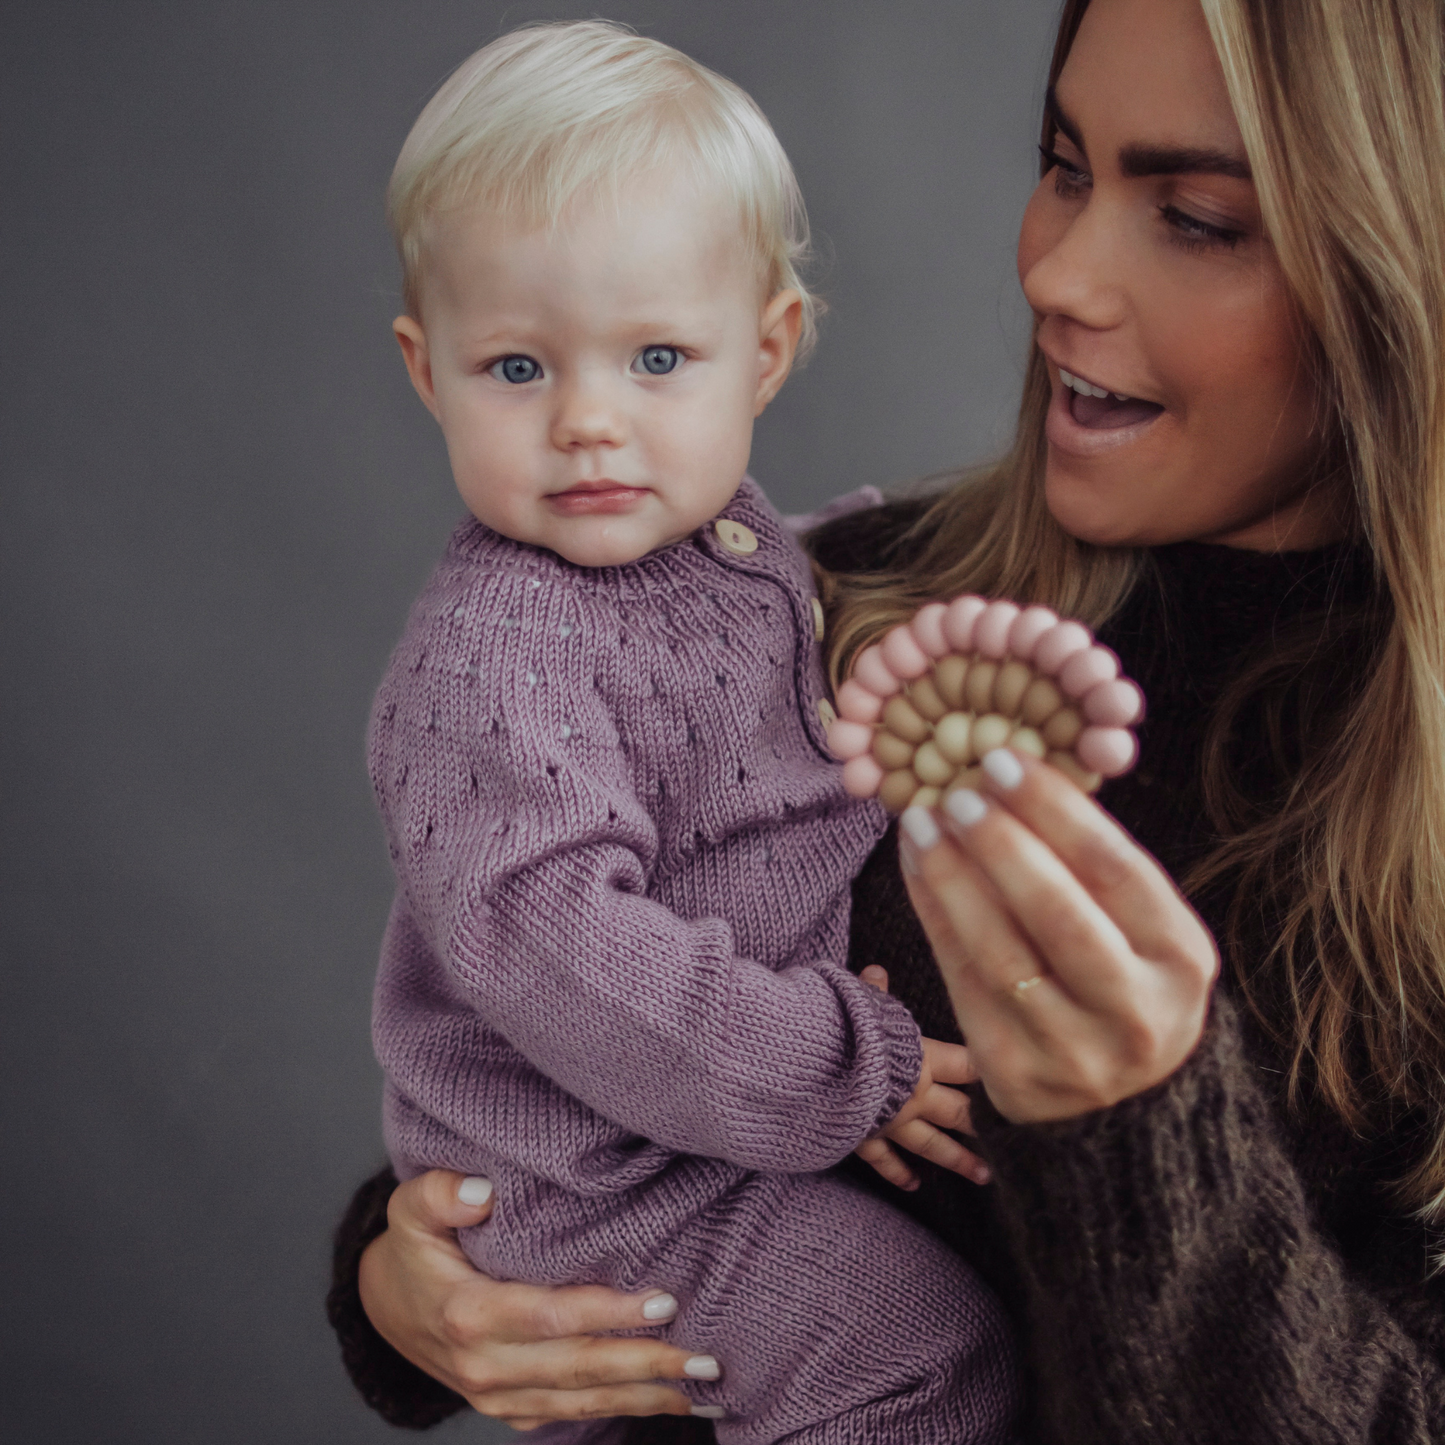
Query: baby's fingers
854 1136 919 1191
888 1119 991 1185
916 1082 974 1136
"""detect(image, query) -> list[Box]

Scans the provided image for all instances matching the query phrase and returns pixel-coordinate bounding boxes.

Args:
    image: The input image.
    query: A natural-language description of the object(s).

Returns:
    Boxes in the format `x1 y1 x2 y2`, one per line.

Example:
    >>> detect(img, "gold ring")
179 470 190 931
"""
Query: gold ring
1013 975 1045 996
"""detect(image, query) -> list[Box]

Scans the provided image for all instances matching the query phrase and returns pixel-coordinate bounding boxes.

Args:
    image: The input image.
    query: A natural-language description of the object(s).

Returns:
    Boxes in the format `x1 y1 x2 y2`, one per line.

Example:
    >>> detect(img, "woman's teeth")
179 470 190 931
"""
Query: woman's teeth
1059 367 1131 402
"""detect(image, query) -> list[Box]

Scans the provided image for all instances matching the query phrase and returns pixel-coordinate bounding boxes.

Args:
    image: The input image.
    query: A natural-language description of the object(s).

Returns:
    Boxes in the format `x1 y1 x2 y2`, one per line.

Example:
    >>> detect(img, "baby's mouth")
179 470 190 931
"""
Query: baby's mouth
1060 368 1164 430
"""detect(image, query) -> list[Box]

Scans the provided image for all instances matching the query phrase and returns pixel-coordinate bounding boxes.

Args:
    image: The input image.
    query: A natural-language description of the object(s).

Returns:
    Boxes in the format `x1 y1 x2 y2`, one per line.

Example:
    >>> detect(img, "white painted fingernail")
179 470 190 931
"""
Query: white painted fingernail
691 1406 727 1419
982 747 1024 790
641 1292 678 1321
684 1355 721 1379
898 834 920 876
945 788 988 828
900 804 941 851
457 1176 493 1206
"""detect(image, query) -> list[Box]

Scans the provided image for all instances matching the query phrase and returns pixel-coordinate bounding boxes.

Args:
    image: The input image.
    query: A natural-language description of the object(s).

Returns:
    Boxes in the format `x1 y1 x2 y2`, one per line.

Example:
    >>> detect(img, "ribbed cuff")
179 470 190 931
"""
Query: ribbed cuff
968 996 1276 1271
326 1167 469 1430
867 984 926 1133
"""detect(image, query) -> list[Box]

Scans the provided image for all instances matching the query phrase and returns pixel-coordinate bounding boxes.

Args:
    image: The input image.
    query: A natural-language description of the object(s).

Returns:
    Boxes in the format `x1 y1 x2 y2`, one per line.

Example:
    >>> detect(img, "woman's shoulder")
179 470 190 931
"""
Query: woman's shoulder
803 495 934 576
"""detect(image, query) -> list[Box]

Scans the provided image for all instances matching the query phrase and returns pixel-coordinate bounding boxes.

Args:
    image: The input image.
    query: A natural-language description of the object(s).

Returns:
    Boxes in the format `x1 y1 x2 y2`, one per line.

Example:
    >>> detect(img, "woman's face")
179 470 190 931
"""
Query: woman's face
1017 0 1339 550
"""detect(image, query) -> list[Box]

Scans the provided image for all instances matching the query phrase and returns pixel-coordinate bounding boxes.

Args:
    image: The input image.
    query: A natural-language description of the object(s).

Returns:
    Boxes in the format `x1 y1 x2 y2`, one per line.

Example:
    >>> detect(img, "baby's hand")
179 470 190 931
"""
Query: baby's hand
854 968 992 1190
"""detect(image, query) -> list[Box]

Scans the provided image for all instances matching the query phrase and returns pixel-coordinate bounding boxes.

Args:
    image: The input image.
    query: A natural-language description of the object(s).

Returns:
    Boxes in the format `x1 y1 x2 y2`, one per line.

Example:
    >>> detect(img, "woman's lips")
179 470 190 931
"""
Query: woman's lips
1045 371 1165 455
547 483 650 515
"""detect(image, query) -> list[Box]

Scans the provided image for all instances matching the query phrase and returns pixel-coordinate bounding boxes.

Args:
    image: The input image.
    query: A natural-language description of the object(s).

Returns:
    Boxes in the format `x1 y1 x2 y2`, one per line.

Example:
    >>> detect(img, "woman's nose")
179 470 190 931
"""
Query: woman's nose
551 373 627 451
1019 193 1129 334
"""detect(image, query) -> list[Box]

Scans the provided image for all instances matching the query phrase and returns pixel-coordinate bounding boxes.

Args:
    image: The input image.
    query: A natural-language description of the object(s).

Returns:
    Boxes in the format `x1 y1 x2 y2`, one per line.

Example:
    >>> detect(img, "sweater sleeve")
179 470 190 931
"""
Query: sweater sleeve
371 567 921 1174
970 993 1445 1444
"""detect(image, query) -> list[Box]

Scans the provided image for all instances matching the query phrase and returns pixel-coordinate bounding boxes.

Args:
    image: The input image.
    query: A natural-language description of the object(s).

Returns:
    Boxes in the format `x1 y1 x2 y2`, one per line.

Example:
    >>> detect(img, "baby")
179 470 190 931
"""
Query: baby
369 22 1017 1443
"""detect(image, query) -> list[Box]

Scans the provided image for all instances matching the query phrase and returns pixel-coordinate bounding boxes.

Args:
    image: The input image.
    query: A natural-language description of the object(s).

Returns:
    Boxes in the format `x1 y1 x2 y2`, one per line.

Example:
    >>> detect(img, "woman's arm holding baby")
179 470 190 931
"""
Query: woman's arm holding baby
333 1168 703 1432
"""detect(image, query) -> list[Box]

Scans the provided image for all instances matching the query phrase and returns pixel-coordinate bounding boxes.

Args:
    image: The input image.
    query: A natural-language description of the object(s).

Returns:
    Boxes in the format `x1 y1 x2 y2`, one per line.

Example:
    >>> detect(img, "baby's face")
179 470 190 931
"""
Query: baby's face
396 170 798 567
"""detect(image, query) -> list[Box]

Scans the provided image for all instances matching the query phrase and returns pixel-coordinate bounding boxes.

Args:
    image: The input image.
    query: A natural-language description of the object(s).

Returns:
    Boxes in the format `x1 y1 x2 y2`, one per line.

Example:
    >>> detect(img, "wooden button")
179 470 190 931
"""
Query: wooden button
714 519 759 555
810 596 825 641
817 698 838 730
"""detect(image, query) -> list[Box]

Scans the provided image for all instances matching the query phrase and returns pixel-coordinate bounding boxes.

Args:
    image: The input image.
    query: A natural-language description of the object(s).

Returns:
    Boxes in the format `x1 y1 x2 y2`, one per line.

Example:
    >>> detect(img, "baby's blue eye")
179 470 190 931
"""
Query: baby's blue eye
492 355 541 384
636 346 679 376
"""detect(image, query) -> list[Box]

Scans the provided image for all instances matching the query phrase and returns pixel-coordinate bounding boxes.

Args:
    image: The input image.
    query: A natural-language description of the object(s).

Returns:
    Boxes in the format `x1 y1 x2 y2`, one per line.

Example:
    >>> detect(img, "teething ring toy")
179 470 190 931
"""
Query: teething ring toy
824 596 1144 815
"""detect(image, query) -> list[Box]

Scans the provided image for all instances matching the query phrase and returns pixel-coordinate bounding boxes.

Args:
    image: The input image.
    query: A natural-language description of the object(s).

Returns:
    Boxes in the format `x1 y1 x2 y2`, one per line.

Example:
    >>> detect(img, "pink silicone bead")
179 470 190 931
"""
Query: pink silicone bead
837 678 885 724
1006 606 1059 661
910 602 951 658
1033 620 1093 676
881 623 932 680
974 601 1021 659
1083 678 1144 727
1058 645 1120 699
942 595 988 653
826 719 874 760
852 645 902 698
842 755 885 797
1077 726 1137 777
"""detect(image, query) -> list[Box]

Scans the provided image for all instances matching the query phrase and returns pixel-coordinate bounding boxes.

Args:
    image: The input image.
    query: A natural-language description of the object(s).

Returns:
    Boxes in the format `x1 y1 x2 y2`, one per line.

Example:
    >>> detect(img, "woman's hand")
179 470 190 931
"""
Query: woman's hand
853 968 992 1189
359 1170 713 1430
898 748 1219 1125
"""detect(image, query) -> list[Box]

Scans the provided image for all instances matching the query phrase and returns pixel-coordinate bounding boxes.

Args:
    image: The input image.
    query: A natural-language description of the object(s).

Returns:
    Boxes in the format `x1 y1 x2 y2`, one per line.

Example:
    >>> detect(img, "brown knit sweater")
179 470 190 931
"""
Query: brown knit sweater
329 501 1445 1442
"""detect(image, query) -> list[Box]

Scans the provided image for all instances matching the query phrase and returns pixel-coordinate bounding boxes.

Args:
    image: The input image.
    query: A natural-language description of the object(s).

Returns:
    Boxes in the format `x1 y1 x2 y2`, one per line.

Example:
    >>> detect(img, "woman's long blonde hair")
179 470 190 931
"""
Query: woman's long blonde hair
824 0 1445 1217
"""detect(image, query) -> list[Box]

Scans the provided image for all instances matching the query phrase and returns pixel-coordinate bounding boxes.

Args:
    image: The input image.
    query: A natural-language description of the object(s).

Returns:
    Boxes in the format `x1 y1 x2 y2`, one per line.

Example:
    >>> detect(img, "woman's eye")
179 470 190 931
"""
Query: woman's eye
490 355 542 384
635 346 680 376
1161 205 1245 253
1039 146 1090 198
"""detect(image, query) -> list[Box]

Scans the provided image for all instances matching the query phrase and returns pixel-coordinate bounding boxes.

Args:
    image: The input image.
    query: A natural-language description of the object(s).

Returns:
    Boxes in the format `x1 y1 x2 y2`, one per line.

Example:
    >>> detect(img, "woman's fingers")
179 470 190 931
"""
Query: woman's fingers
472 1381 699 1426
976 750 1216 974
854 1135 920 1190
388 1169 496 1236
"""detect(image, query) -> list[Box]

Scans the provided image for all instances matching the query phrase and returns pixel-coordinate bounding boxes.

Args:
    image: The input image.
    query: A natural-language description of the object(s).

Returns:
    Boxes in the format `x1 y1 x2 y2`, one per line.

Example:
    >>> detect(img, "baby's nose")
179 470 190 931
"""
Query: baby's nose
551 377 627 449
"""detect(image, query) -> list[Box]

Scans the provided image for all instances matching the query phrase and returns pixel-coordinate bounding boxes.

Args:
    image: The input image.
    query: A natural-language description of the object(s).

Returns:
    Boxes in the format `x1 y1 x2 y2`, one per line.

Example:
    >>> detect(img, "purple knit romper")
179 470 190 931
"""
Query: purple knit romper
370 479 1018 1443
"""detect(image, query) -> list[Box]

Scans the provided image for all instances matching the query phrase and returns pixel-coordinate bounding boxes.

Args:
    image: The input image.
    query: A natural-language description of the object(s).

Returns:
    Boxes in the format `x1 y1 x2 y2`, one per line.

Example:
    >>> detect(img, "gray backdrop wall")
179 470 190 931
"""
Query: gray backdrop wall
2 3 1060 1440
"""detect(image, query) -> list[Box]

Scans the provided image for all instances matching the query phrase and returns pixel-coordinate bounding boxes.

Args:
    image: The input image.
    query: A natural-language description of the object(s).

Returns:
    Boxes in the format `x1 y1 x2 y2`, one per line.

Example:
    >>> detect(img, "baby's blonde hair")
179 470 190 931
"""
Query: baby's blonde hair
387 20 819 355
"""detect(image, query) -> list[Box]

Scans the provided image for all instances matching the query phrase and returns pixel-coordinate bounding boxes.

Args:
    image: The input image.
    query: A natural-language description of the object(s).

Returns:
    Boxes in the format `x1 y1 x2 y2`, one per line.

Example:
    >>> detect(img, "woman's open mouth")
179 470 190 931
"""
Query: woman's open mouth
1058 367 1165 430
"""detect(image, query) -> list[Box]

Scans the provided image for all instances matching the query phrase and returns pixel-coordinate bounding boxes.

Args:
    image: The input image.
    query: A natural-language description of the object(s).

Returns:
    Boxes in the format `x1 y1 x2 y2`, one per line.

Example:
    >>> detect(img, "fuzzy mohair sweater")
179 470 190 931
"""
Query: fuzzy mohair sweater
330 497 1445 1443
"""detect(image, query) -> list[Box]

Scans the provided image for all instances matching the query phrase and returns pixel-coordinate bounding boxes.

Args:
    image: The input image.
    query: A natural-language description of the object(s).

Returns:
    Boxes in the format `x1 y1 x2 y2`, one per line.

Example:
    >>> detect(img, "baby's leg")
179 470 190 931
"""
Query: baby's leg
643 1169 1019 1445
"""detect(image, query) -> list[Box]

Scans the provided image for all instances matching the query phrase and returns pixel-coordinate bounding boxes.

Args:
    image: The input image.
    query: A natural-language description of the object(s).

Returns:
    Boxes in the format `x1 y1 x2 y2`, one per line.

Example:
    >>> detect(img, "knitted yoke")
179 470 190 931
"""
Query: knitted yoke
369 479 913 1212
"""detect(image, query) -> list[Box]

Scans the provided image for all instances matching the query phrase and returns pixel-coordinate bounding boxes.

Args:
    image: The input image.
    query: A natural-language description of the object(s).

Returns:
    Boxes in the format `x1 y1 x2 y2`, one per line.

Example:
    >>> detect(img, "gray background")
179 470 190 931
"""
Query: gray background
1 3 1059 1440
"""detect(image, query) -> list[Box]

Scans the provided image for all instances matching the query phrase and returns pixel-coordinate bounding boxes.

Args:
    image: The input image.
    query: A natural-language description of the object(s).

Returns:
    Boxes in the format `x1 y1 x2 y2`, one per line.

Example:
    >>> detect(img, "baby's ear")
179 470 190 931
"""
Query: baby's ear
754 289 803 416
393 315 440 419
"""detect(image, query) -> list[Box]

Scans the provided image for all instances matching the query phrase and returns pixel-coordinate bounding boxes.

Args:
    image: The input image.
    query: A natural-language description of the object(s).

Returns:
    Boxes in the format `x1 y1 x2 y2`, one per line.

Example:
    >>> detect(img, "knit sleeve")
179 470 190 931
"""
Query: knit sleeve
371 566 922 1174
970 992 1445 1444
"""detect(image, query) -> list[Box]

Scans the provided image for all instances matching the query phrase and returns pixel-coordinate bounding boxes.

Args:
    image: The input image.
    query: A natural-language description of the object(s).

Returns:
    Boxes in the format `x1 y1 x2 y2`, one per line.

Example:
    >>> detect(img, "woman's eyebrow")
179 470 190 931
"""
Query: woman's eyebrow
1119 144 1252 180
1043 86 1251 181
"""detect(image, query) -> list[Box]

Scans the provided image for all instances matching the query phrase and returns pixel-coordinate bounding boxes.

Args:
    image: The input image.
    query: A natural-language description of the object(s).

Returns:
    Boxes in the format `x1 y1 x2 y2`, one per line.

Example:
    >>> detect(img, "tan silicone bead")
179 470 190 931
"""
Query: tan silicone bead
1047 749 1102 792
872 731 917 770
882 695 932 744
972 713 1012 755
933 712 973 765
908 674 949 722
881 769 922 813
1041 707 1084 749
1020 677 1065 727
912 786 941 811
964 660 998 714
945 765 985 796
1009 726 1047 759
934 655 970 709
912 741 955 787
992 659 1034 718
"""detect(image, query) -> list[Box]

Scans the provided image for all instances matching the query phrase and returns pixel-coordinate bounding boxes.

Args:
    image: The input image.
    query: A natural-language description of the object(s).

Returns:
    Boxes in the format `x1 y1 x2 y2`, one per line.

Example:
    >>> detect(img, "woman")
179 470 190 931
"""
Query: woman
328 0 1445 1438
